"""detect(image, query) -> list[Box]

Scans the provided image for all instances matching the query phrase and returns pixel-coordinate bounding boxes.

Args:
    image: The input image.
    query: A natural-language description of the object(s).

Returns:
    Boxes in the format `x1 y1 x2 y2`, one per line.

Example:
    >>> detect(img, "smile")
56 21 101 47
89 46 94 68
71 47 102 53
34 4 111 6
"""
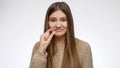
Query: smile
55 29 63 32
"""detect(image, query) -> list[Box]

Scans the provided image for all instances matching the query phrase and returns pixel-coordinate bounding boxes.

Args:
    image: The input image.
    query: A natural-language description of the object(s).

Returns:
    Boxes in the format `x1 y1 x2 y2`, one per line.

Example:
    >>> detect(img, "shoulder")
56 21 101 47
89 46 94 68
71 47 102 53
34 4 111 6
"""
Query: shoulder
75 38 91 52
75 38 90 47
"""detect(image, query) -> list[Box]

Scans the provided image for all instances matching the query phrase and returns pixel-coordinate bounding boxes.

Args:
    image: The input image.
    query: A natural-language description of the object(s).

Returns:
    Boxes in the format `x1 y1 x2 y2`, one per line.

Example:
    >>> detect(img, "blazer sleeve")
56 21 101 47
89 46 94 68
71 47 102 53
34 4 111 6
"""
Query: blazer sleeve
29 42 48 68
81 43 93 68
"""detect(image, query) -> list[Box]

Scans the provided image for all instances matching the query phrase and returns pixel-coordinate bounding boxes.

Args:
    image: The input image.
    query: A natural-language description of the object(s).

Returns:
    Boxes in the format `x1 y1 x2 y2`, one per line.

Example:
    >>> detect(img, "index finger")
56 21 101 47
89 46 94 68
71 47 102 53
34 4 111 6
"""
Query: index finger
46 28 56 33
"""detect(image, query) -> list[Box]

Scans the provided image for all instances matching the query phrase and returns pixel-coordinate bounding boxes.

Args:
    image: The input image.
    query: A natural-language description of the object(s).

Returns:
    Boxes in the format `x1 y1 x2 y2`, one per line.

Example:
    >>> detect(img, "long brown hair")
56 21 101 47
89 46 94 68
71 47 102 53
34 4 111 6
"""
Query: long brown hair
44 2 81 68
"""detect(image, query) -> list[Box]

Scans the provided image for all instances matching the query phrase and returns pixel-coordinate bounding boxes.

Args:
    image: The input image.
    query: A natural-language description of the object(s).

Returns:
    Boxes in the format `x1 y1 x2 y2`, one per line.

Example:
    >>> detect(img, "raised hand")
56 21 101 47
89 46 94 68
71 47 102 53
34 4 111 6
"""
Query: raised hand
37 28 56 54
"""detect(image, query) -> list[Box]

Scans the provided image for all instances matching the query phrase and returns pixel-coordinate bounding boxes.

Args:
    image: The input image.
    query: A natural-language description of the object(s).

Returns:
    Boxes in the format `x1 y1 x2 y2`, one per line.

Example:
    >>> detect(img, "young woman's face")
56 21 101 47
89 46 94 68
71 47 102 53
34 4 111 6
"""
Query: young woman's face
49 10 67 37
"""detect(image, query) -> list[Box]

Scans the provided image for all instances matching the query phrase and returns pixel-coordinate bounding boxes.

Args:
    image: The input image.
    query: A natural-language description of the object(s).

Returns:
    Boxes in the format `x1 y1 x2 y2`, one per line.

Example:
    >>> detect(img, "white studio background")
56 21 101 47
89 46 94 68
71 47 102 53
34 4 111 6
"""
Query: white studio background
0 0 120 68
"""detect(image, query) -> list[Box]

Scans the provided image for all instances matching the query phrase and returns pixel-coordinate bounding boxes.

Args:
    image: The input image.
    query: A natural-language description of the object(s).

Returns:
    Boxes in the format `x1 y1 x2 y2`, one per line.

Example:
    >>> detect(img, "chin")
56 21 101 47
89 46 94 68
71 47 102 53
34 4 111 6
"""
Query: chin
54 33 65 37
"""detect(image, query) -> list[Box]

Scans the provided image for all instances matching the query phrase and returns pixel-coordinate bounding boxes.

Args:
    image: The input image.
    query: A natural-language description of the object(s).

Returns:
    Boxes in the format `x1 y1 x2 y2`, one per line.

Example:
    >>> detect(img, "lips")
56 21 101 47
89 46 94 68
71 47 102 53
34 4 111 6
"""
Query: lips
55 29 63 32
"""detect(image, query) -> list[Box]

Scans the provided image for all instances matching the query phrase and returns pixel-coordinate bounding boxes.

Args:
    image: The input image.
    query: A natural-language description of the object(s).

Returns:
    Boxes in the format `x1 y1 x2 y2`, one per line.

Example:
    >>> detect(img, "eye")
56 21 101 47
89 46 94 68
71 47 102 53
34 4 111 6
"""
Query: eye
62 19 66 21
50 19 55 22
61 18 67 22
49 18 56 22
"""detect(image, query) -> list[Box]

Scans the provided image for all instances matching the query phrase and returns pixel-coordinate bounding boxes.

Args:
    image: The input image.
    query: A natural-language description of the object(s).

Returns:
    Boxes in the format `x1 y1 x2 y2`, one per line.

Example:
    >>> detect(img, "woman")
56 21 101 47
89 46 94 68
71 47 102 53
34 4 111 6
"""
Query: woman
29 2 93 68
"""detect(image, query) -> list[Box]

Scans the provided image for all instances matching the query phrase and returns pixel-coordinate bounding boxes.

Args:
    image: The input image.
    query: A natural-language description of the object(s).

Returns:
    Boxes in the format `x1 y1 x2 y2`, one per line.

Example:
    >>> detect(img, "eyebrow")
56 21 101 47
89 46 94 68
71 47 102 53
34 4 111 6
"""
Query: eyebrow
49 16 66 19
61 17 66 19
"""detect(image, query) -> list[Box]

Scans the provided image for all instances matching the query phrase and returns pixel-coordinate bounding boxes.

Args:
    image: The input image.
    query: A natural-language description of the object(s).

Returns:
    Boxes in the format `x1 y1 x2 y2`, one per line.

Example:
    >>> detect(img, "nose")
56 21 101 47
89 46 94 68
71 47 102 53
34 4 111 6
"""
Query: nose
55 21 62 28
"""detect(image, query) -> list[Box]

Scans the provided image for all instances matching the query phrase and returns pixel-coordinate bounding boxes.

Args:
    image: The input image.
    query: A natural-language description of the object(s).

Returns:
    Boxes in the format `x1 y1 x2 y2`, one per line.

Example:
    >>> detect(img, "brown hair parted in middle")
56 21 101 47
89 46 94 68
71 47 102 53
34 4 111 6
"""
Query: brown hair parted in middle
44 2 81 68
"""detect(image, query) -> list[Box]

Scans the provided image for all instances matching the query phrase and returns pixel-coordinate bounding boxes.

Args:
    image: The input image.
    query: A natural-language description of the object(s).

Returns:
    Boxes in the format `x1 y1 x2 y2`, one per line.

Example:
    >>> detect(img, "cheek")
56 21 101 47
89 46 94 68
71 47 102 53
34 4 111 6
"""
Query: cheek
49 22 56 28
63 22 67 28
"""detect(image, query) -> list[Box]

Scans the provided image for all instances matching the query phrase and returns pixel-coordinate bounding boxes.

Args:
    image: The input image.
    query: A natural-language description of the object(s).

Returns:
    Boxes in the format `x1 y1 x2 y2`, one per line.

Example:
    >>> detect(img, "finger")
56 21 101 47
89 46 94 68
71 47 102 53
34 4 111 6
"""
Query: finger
40 34 45 41
47 31 56 42
43 28 56 38
46 28 56 33
40 34 49 41
44 37 48 41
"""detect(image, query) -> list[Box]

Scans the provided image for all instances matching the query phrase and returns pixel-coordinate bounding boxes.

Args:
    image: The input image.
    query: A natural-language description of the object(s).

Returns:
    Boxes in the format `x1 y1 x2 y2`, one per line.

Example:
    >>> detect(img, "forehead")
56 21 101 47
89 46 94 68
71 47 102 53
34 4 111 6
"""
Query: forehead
49 10 66 18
